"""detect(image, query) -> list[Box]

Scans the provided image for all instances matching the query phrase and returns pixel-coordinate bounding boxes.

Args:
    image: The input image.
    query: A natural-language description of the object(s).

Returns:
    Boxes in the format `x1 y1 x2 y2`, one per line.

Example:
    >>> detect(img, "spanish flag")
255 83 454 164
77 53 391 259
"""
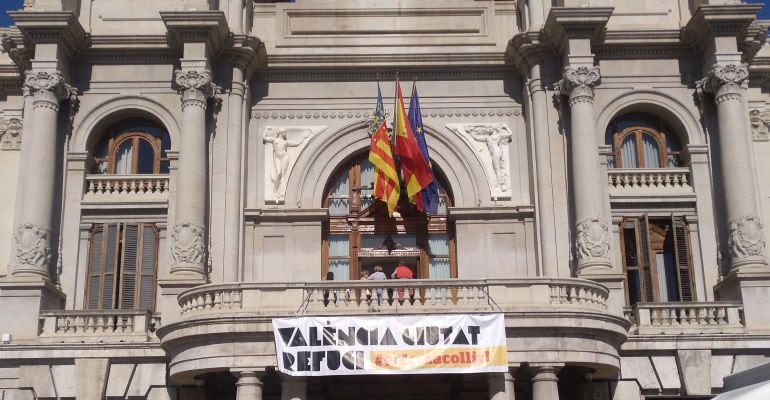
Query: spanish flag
368 84 400 216
393 81 433 209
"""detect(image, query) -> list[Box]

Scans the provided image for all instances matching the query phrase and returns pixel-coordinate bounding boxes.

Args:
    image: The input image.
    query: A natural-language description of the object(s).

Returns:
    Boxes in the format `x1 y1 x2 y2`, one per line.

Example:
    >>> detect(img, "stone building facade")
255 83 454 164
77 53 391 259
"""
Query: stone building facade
0 0 769 399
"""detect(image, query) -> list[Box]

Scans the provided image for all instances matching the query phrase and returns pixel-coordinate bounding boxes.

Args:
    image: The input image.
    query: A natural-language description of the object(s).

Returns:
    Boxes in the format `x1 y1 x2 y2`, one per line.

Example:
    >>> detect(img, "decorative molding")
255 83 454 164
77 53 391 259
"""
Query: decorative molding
174 69 220 109
24 70 75 111
750 109 770 141
0 117 22 150
445 123 514 198
13 223 50 270
555 66 601 106
257 67 515 83
728 216 765 259
697 63 748 104
262 126 327 203
252 108 520 120
576 217 610 262
171 222 206 266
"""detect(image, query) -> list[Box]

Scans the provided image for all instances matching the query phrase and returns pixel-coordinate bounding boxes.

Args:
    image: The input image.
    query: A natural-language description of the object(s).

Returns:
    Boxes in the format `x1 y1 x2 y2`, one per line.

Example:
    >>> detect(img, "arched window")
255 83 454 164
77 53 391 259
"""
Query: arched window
606 113 682 168
322 154 455 281
93 118 171 174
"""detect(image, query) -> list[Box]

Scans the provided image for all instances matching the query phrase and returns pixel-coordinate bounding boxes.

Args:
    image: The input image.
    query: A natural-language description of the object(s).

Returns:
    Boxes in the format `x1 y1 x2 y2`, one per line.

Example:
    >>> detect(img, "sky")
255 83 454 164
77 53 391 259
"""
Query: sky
0 0 768 30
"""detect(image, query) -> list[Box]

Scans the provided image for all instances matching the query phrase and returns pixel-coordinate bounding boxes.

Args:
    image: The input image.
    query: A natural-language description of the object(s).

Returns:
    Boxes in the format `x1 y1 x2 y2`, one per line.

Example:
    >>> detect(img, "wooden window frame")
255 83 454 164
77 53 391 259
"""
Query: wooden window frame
93 120 171 175
609 116 682 169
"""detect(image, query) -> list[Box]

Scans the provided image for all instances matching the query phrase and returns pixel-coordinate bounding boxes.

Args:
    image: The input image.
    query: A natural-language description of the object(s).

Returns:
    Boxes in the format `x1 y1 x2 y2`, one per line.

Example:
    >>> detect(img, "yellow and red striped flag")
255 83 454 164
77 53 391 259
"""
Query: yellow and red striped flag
368 84 400 216
393 81 433 208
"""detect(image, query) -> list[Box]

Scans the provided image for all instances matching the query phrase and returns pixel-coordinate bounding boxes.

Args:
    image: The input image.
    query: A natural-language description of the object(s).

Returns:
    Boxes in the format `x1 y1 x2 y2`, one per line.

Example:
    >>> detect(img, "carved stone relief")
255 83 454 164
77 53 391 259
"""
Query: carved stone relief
445 123 514 198
171 222 206 266
728 215 766 259
263 126 327 203
13 223 50 269
0 117 22 150
750 109 770 141
576 217 610 262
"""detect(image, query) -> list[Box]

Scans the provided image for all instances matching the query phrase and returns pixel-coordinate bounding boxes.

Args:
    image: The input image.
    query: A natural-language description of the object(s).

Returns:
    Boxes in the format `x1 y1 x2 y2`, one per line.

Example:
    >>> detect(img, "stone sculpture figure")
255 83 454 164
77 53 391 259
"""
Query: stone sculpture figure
751 109 770 141
0 118 22 150
465 124 513 191
263 127 312 196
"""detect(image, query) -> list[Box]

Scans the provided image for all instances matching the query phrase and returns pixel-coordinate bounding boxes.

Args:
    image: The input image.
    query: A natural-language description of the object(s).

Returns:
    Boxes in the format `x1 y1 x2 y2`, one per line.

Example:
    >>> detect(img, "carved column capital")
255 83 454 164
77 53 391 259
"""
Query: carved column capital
174 69 220 109
556 66 600 106
697 63 748 104
23 70 74 112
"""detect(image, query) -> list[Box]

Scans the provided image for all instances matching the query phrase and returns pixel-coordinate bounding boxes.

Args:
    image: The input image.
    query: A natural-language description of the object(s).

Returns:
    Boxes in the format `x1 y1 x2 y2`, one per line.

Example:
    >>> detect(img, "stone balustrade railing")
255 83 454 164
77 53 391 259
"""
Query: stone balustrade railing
608 168 692 195
626 302 745 335
177 278 610 318
39 310 159 342
82 174 170 203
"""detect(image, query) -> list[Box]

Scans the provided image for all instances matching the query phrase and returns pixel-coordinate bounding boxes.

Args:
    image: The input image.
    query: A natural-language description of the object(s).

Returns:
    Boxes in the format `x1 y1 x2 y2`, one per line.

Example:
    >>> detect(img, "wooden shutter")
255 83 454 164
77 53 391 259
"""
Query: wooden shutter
672 215 694 302
138 225 158 310
86 223 120 309
638 215 655 302
86 225 105 309
119 224 139 309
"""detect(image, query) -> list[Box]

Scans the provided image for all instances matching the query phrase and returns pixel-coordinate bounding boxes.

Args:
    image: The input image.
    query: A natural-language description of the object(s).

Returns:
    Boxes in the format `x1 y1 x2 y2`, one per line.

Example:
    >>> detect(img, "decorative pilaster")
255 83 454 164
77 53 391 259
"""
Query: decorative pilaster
697 63 768 271
170 69 219 278
12 70 73 278
555 66 611 273
235 371 263 400
531 366 560 400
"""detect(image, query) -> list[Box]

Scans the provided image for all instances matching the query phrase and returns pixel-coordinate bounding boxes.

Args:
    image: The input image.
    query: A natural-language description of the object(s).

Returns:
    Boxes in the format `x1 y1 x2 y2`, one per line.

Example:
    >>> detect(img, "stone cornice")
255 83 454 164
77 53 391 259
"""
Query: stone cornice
220 34 266 77
682 4 762 54
544 7 614 54
257 65 514 82
7 11 89 61
1 27 34 71
160 11 230 57
505 31 556 74
596 29 694 59
266 52 506 68
740 22 769 63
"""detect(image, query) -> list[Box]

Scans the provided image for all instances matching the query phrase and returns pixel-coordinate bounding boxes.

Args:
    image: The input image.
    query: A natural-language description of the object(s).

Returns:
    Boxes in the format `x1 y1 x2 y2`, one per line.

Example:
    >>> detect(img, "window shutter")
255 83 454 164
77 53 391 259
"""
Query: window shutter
120 224 139 309
103 223 120 309
672 215 694 302
139 225 158 310
87 225 105 309
638 215 654 302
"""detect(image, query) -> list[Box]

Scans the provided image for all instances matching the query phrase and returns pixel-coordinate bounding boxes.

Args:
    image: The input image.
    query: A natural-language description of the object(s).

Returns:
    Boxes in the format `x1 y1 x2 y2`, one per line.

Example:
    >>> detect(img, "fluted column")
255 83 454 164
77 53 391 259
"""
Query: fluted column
488 371 516 400
699 63 768 271
281 375 307 400
556 66 611 273
235 371 263 400
171 69 219 278
532 366 560 400
11 70 72 278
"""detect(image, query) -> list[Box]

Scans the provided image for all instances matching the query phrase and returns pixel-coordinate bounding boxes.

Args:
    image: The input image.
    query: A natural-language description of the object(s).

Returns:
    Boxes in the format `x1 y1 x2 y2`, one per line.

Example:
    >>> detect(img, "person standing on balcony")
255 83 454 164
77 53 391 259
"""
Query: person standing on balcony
392 260 415 303
323 271 337 307
369 265 387 309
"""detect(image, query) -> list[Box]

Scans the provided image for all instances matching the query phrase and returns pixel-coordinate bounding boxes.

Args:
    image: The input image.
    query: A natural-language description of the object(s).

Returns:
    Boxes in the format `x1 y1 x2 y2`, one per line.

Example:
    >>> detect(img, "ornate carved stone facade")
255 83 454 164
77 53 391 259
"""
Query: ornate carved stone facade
0 117 22 150
556 66 601 105
445 123 514 198
697 63 749 103
23 70 74 111
171 222 206 266
174 69 220 108
262 126 326 202
750 109 770 141
728 215 766 259
12 223 50 271
575 217 610 261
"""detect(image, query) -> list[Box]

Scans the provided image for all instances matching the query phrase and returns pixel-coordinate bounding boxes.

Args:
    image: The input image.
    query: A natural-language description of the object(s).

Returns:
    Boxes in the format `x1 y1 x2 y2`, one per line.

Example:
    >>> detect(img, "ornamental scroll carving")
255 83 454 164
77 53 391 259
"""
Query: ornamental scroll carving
697 64 748 104
751 109 770 141
0 117 22 150
576 217 610 261
13 223 50 269
174 69 220 107
446 123 514 198
24 70 74 110
171 222 205 266
556 66 601 105
728 216 766 259
262 126 327 203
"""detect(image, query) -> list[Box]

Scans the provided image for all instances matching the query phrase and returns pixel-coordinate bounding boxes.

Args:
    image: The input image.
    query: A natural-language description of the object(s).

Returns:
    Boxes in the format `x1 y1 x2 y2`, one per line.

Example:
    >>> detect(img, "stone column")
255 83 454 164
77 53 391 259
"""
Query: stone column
556 66 611 273
281 375 307 400
698 63 768 271
235 371 263 400
223 66 246 282
11 70 72 279
488 371 516 400
171 69 219 278
532 366 560 400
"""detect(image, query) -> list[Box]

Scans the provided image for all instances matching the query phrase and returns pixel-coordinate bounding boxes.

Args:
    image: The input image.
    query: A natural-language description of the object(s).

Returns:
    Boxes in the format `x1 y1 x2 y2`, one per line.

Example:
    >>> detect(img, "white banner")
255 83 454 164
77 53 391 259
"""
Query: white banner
273 314 507 376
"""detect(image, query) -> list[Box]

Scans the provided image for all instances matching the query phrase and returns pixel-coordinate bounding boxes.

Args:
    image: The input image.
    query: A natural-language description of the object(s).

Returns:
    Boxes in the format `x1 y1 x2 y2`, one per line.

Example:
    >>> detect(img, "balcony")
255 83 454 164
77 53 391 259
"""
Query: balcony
608 168 693 198
38 310 160 343
624 302 745 335
82 174 169 206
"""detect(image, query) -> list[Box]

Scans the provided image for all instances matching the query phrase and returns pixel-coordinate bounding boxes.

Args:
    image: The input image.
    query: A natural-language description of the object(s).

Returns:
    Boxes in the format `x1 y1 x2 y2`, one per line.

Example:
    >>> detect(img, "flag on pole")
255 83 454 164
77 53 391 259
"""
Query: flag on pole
368 83 400 216
393 80 434 210
407 82 440 215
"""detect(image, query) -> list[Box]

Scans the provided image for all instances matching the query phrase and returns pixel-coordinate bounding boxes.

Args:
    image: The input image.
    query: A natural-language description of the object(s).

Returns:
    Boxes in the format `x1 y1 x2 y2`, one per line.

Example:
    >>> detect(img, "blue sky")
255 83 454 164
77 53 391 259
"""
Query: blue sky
0 0 768 29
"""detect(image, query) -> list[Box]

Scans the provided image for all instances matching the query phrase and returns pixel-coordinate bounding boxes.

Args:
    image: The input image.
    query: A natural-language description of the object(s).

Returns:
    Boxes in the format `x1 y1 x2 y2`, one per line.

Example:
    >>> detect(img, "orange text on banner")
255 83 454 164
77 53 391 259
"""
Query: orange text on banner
369 346 507 370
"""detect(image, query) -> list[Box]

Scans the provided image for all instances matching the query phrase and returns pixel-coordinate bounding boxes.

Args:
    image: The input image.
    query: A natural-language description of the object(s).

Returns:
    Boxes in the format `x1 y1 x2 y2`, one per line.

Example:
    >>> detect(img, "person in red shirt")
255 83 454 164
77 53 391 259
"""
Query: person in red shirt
391 260 414 302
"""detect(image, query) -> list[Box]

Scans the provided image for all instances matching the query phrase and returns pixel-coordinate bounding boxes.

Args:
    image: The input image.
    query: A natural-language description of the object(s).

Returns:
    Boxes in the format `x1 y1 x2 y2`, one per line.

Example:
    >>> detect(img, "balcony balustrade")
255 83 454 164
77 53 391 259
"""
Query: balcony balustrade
624 302 745 335
38 310 160 342
608 168 692 196
82 174 169 203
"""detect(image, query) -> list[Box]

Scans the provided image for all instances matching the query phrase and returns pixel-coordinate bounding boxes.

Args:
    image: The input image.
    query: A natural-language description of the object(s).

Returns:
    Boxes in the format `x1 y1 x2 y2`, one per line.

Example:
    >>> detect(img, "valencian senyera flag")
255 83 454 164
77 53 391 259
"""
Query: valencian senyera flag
393 81 433 210
407 82 440 215
368 83 400 216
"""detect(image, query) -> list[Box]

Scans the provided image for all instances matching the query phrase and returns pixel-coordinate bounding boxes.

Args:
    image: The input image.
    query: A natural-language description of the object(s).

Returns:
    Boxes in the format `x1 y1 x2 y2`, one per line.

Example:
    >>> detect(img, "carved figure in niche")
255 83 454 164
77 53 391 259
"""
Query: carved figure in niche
263 127 312 195
0 118 22 150
750 109 770 141
465 124 513 191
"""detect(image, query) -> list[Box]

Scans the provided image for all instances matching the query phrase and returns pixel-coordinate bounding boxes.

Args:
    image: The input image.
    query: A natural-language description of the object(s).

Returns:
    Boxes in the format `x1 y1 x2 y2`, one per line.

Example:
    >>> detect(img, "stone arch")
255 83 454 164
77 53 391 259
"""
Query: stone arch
596 90 705 147
71 95 182 153
284 120 491 208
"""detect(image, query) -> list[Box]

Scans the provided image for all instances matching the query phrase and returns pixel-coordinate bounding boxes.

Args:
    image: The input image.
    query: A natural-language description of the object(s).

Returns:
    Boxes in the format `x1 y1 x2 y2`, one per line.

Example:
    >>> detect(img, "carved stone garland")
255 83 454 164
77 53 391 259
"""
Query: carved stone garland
728 216 766 259
750 109 770 141
0 117 22 150
13 223 51 269
171 222 206 266
575 217 610 261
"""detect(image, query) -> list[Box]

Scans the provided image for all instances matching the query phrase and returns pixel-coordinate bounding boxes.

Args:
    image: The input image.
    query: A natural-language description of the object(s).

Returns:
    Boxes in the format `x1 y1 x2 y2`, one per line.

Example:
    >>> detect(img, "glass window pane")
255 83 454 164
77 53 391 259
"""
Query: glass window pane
328 259 350 281
627 269 641 305
620 135 637 168
327 168 350 216
136 139 155 174
428 234 449 255
360 159 375 210
328 236 349 257
429 257 451 279
115 140 133 174
642 134 660 168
